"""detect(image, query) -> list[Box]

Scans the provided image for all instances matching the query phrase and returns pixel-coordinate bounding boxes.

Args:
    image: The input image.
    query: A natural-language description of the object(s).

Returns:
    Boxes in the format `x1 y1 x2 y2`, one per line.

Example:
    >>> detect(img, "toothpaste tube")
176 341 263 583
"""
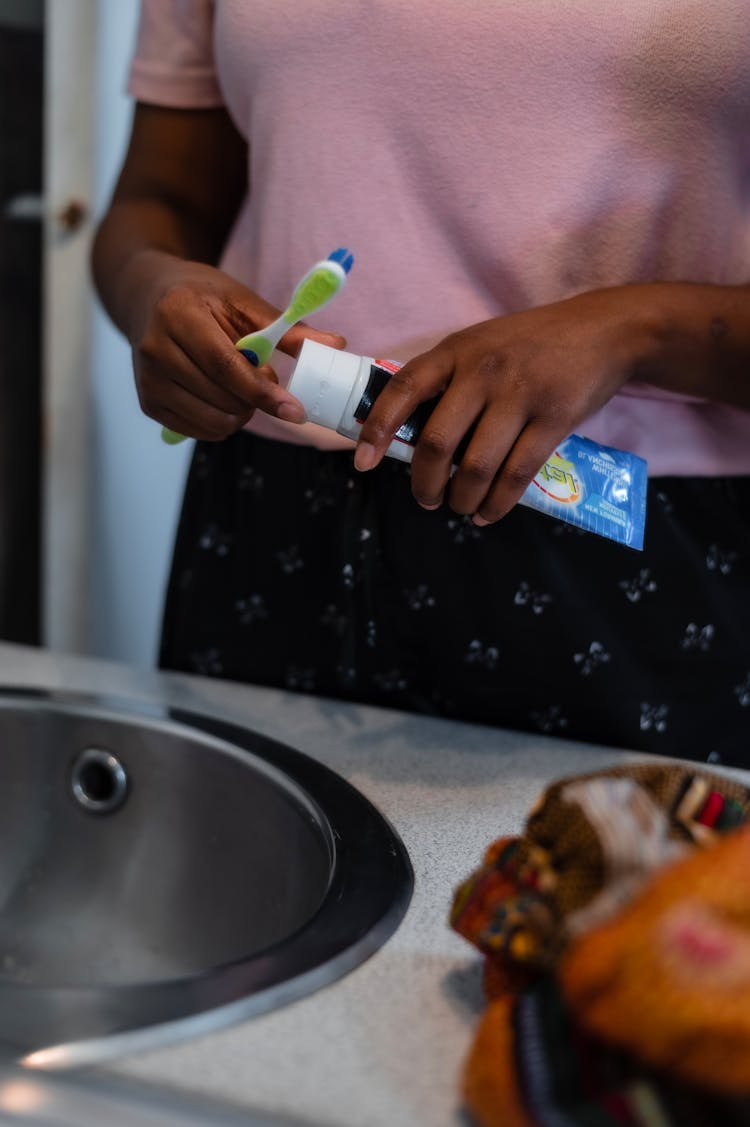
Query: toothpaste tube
290 340 648 550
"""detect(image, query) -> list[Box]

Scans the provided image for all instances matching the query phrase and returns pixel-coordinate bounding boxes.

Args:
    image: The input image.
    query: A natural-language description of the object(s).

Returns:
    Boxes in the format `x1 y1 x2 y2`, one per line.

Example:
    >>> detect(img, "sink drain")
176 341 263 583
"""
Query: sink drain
70 748 129 814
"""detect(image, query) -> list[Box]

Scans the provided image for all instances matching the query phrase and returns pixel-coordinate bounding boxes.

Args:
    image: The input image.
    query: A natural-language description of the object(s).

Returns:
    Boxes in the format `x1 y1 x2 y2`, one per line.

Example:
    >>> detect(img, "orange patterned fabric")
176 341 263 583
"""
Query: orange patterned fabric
560 825 750 1094
451 764 750 988
453 764 750 1127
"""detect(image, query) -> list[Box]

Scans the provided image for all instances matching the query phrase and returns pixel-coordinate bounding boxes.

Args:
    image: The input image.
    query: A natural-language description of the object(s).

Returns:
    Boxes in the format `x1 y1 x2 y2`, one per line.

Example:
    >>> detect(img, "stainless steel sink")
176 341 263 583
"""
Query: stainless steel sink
0 689 412 1067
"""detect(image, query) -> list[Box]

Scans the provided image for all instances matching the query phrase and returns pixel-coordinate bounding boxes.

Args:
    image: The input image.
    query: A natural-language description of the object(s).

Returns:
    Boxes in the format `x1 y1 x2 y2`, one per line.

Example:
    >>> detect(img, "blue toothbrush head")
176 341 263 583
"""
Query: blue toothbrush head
327 247 354 274
238 347 260 366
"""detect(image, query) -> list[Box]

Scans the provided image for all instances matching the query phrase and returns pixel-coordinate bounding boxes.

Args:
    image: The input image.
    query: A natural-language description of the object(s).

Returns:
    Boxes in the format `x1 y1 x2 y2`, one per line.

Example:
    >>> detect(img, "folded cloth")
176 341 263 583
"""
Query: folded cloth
560 824 750 1095
451 763 750 993
464 975 750 1127
452 764 750 1127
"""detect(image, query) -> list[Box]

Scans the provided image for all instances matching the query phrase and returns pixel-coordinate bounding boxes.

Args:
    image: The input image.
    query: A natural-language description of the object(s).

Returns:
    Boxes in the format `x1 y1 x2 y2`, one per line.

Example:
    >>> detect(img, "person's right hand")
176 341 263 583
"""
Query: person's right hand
127 252 346 440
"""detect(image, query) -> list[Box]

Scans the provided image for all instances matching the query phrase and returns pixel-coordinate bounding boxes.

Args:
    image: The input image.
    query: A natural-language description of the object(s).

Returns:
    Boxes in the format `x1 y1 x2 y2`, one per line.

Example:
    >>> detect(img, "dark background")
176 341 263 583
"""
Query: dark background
0 7 44 644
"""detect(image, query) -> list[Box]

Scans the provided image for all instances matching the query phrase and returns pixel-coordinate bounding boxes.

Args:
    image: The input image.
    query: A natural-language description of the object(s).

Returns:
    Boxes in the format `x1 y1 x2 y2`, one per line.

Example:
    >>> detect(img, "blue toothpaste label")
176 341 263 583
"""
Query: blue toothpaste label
520 434 647 550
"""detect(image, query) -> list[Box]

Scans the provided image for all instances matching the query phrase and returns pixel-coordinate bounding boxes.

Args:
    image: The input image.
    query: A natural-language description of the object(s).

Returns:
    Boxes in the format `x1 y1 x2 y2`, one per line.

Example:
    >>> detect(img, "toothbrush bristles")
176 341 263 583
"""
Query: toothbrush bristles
327 247 354 274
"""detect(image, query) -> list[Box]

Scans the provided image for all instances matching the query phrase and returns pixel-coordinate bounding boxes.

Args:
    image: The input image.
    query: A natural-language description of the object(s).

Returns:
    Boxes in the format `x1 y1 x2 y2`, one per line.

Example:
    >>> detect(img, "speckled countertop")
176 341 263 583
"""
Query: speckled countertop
0 643 666 1127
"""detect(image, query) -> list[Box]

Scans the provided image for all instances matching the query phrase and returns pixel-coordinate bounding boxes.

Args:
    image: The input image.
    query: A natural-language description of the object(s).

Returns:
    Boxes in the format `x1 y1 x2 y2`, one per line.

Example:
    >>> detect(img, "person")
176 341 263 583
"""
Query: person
93 0 750 766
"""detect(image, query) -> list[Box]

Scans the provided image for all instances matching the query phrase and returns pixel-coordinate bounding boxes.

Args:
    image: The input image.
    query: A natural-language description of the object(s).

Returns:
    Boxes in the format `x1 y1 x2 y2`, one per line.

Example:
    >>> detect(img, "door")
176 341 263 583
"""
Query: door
0 1 44 643
41 0 97 651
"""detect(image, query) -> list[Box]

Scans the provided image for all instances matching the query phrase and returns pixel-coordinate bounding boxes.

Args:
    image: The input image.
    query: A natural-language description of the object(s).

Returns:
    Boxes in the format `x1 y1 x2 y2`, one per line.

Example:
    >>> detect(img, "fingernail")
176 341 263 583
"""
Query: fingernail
277 401 306 424
472 514 491 527
419 501 441 511
354 442 377 472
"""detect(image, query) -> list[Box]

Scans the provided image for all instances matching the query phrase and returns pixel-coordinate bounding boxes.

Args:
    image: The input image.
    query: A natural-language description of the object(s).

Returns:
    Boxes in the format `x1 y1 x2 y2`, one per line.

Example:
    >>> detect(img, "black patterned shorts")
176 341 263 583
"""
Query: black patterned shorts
160 432 750 767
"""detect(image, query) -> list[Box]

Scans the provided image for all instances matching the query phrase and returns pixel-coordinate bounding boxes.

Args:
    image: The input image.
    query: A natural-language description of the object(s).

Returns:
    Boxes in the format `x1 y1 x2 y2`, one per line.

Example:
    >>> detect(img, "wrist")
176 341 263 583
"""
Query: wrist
607 284 672 384
558 284 671 390
614 282 750 404
116 249 186 342
624 282 700 386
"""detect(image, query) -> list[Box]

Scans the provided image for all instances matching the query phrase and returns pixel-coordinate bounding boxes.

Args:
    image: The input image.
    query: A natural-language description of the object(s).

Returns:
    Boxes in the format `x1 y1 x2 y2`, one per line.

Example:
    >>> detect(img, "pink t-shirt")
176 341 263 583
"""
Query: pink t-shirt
128 0 750 476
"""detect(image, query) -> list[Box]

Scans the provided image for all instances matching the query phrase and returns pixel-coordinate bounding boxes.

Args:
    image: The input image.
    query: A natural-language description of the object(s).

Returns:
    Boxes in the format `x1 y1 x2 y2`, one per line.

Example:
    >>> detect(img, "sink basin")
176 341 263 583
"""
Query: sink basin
0 689 412 1066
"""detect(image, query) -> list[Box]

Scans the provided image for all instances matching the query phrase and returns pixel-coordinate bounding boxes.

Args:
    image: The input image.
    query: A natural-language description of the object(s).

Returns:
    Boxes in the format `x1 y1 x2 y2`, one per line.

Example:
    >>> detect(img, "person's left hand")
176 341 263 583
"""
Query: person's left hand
354 286 655 524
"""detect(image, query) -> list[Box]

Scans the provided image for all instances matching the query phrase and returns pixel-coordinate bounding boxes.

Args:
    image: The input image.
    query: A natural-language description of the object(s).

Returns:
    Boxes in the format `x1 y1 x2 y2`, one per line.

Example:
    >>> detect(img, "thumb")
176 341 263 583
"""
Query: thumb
278 322 347 358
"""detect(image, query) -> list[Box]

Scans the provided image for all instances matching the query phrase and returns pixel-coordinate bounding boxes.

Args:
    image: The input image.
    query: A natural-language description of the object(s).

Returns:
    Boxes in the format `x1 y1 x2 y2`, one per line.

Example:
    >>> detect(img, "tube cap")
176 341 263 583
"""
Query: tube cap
288 340 363 431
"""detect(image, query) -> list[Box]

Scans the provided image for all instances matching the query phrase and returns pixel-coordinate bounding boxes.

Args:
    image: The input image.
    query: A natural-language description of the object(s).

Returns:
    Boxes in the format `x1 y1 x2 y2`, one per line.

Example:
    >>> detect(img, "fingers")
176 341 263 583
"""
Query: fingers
277 322 347 358
162 302 305 418
409 401 561 523
350 328 569 524
155 406 248 443
354 346 454 471
139 299 308 435
180 329 305 420
461 418 568 526
408 393 485 510
162 336 251 415
137 341 254 440
352 349 566 524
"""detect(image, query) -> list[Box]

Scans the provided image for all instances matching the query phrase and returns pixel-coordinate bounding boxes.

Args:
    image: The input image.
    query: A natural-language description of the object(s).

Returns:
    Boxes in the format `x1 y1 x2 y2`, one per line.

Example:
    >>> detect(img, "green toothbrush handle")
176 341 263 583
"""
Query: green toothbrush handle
161 427 188 444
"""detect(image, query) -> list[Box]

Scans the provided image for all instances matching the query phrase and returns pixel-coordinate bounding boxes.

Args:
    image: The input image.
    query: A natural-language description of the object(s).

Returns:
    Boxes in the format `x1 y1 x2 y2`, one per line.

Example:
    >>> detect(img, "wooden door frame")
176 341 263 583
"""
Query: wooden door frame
42 0 97 651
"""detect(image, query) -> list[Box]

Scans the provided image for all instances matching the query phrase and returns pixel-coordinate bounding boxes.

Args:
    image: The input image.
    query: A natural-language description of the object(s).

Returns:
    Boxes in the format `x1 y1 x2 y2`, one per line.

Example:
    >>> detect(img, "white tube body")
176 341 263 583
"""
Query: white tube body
289 340 414 463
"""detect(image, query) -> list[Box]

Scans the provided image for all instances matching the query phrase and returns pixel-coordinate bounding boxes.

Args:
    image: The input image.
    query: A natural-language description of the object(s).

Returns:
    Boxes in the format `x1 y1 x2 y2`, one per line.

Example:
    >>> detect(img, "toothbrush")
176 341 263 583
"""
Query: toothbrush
161 247 355 444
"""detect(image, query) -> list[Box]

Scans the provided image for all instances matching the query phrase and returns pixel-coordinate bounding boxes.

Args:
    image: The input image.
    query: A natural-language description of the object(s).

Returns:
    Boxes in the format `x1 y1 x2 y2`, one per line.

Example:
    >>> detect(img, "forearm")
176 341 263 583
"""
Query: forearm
625 281 750 410
92 104 247 341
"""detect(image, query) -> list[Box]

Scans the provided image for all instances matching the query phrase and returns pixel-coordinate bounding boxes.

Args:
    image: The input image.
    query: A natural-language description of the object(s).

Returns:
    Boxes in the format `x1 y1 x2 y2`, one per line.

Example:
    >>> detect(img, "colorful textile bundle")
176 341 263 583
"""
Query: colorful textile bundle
451 764 750 1127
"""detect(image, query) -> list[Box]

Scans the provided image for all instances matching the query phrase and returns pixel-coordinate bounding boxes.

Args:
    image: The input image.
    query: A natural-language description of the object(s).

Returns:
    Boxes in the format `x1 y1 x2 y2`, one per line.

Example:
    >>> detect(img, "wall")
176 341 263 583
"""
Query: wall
88 0 192 666
0 0 43 29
